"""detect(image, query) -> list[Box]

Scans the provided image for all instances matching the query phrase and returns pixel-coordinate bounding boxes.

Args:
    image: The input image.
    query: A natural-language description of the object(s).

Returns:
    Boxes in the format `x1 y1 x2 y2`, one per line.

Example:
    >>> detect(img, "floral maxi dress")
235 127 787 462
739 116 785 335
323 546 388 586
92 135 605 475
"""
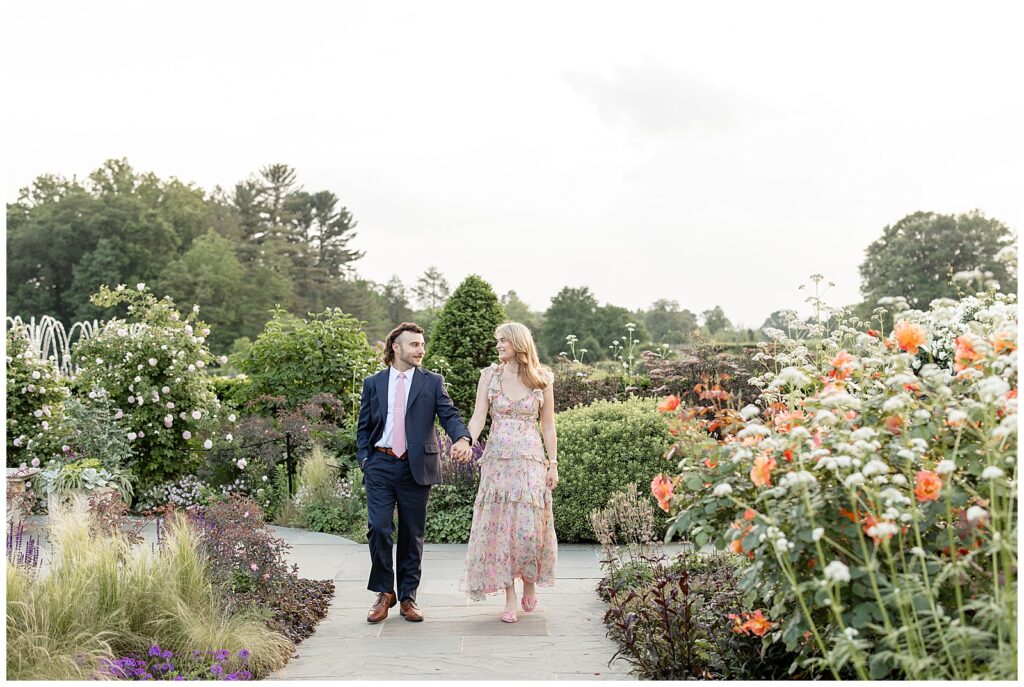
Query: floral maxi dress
459 363 558 600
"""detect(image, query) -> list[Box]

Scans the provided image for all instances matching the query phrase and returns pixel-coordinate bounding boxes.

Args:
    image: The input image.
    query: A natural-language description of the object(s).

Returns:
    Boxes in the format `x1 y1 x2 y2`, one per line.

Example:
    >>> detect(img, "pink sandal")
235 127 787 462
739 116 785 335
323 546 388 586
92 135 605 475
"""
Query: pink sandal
501 609 518 623
521 594 539 613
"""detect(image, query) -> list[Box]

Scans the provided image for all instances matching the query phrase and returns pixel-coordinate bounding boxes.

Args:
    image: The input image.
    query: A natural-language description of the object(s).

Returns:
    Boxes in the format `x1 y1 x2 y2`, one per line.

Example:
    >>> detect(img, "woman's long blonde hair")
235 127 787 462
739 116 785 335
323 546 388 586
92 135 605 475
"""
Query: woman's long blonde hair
496 322 549 390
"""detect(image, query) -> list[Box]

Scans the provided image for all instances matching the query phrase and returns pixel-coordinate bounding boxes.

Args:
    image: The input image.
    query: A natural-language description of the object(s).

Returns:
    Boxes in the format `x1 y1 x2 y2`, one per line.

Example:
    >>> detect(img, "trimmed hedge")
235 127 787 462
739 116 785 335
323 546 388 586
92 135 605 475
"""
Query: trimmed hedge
553 398 674 542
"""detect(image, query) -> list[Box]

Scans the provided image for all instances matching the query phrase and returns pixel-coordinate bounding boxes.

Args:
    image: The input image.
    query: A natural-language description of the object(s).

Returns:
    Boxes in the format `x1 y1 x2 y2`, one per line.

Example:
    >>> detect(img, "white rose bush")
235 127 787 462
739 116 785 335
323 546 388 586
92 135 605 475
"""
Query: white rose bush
5 328 70 465
657 287 1017 679
72 285 235 492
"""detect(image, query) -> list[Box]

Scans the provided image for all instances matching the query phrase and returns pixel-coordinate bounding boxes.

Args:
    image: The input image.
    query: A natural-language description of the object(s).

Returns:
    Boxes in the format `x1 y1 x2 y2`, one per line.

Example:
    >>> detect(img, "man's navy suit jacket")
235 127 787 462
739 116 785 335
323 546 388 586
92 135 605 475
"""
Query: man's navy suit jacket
355 367 471 486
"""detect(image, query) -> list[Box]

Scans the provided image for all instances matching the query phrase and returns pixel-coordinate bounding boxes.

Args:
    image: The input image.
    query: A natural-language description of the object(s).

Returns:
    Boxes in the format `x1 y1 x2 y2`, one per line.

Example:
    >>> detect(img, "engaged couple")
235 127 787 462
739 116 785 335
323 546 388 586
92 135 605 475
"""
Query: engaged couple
355 321 559 625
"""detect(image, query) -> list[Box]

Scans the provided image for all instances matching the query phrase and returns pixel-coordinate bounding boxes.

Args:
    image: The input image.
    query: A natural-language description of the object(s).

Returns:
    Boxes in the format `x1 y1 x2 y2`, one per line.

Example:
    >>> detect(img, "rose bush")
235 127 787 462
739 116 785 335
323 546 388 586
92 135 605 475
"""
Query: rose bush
660 289 1017 680
5 329 70 466
72 285 234 492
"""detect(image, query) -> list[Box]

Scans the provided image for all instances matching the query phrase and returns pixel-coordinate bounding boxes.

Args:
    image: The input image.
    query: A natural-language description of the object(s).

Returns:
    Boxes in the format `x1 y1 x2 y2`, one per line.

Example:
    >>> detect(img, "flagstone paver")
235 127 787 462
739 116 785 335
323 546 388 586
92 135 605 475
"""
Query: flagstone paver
268 528 633 681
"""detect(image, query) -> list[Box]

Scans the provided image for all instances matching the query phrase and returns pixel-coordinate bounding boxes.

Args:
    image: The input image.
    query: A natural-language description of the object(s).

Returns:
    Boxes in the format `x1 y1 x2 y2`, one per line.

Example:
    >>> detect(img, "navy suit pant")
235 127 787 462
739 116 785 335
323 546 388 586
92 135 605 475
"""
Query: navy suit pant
363 452 431 602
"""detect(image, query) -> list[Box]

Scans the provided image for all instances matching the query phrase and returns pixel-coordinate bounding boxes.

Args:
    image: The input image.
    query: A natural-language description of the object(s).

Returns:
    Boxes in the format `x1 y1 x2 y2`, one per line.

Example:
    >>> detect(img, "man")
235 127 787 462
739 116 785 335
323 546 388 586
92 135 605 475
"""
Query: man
356 322 472 623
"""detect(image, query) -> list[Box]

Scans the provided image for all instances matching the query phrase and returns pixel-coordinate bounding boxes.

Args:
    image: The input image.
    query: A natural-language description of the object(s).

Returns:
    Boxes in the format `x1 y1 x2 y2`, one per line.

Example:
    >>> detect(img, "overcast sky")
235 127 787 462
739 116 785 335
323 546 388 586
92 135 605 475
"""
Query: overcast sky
5 0 1021 327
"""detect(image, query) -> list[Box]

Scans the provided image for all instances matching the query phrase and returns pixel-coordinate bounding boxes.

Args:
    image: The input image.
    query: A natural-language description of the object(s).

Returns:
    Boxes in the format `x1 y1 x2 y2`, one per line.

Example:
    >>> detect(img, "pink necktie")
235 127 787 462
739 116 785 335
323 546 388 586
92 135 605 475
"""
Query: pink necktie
393 372 407 456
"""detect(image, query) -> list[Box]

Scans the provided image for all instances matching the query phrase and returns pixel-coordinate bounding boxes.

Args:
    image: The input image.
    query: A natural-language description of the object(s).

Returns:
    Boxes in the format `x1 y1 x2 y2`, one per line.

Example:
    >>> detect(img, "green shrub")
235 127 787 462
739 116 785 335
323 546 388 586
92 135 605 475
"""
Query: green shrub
53 396 134 469
208 374 250 410
425 483 476 543
72 286 225 493
552 359 632 411
293 444 364 536
422 275 505 415
5 329 71 466
238 307 379 414
553 398 674 542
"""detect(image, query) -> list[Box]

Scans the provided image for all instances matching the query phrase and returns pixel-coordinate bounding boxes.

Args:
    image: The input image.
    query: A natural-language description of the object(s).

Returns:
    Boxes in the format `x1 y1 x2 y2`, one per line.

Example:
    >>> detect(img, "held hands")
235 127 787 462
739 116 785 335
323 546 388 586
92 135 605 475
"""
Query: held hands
452 437 472 463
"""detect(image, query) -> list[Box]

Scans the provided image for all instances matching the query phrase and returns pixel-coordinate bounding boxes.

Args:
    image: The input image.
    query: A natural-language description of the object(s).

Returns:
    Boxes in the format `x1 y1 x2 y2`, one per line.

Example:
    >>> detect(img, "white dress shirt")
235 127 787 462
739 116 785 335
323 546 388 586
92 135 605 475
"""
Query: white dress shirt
376 365 416 449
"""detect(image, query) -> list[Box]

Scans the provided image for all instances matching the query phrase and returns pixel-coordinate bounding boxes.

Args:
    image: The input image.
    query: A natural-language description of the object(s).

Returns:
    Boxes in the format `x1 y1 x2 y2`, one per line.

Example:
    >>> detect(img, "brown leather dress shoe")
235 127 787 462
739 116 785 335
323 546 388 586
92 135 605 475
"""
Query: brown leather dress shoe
399 599 424 622
366 592 397 623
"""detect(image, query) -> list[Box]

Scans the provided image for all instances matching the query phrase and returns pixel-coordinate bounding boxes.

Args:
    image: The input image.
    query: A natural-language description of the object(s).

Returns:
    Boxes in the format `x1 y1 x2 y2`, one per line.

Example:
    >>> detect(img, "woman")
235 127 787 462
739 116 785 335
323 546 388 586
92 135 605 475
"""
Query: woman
458 322 559 622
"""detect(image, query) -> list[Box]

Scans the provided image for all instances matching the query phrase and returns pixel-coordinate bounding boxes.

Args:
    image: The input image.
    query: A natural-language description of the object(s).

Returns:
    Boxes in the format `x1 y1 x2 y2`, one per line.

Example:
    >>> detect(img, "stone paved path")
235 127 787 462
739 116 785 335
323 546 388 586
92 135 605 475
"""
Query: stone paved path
268 527 633 681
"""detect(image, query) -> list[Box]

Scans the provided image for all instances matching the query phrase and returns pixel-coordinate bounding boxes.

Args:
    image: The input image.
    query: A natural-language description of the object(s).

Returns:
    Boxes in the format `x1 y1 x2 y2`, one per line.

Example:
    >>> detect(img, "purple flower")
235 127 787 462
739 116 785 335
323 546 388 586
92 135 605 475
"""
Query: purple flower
211 664 224 676
225 673 239 681
238 649 250 662
173 676 185 681
161 649 173 659
213 649 230 662
148 645 162 657
238 669 253 680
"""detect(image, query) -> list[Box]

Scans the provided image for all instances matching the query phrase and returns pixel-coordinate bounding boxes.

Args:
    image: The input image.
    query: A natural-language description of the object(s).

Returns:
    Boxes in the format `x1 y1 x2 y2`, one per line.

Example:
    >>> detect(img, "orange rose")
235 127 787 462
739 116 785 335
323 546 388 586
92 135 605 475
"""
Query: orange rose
884 415 903 434
729 538 745 555
914 470 942 502
954 334 985 373
750 454 777 488
743 508 757 521
703 457 718 469
651 475 674 512
829 350 855 380
893 321 927 355
658 395 681 412
991 331 1016 354
730 610 773 637
743 611 772 637
773 409 806 433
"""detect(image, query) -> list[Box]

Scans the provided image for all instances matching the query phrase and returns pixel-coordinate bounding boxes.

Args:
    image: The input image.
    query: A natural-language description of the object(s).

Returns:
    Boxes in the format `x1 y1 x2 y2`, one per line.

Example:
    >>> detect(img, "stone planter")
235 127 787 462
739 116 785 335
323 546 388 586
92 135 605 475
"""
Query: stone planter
6 467 40 529
46 486 118 515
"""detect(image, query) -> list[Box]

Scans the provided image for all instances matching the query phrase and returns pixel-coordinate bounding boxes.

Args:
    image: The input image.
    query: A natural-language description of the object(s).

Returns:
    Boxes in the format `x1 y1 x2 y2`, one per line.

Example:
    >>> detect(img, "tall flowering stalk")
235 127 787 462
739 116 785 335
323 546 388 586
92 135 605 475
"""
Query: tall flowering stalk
661 288 1017 680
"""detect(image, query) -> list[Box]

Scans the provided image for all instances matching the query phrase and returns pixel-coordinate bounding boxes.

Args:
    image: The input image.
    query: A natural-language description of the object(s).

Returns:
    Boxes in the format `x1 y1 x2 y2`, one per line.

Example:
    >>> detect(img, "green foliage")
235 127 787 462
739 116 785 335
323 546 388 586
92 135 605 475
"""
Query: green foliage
322 278 392 343
701 306 732 336
381 276 415 329
53 396 134 469
5 329 70 466
553 398 674 542
293 445 364 537
543 286 601 362
859 210 1017 311
425 483 476 543
6 159 399 357
642 299 699 345
422 275 506 414
542 286 650 362
154 229 292 352
37 456 135 503
72 286 224 493
208 374 251 411
239 307 379 413
500 290 544 354
412 265 450 310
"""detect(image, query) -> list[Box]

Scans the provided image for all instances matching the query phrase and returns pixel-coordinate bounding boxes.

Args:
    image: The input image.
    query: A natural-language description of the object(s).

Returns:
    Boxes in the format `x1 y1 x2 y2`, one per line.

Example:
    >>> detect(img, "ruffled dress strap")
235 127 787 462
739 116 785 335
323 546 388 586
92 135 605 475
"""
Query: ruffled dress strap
483 363 502 401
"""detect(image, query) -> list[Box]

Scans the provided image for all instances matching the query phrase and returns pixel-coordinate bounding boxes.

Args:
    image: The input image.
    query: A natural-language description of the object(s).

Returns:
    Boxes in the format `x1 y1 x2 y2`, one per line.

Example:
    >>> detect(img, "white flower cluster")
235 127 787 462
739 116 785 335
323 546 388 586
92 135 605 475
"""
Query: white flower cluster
137 474 211 511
